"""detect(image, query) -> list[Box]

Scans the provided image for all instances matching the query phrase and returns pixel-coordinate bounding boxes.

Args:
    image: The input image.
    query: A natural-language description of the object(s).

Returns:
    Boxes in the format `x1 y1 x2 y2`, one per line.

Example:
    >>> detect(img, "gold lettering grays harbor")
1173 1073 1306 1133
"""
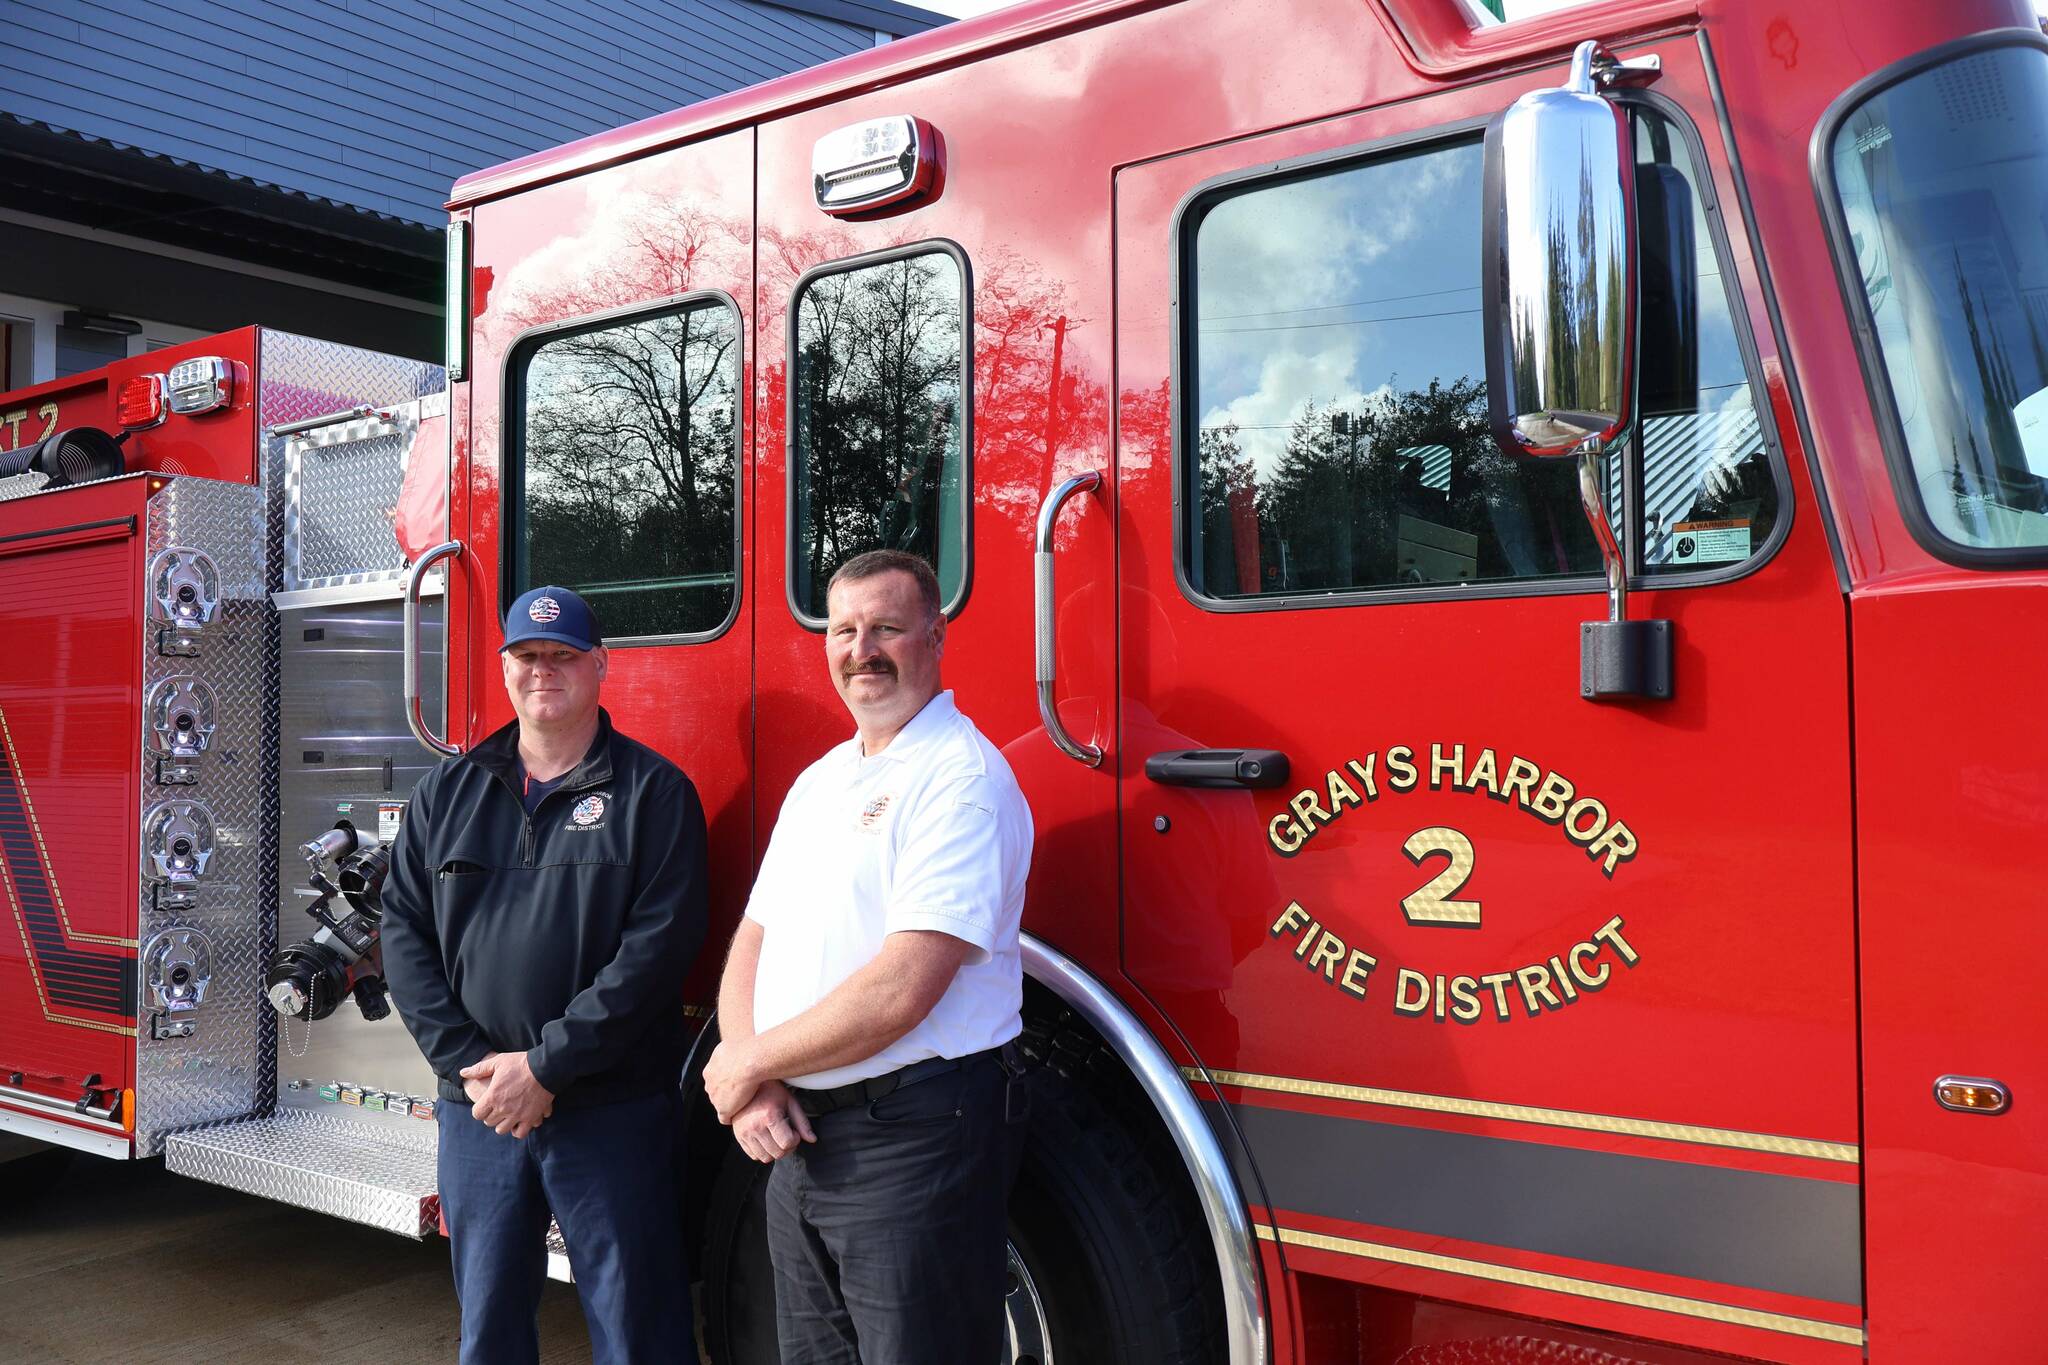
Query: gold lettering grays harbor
1266 743 1638 876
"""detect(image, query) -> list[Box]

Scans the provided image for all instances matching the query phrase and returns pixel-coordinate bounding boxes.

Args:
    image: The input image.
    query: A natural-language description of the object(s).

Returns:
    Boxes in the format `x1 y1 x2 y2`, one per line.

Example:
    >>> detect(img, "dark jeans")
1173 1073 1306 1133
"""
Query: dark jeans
437 1090 691 1365
766 1054 1024 1365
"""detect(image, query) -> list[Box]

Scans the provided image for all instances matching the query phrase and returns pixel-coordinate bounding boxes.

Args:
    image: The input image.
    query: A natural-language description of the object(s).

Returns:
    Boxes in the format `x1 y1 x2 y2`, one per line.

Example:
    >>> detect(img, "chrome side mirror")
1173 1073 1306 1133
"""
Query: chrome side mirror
1484 40 1671 701
1484 41 1640 461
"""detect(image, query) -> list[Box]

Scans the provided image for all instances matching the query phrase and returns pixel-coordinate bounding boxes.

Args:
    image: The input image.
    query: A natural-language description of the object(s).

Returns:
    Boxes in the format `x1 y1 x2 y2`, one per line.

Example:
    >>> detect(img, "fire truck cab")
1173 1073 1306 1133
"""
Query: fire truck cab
4 0 2047 1361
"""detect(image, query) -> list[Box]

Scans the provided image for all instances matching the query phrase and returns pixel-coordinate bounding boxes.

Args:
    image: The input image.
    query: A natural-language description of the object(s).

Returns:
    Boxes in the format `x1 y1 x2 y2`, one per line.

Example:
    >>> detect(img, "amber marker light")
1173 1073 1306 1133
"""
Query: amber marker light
1934 1076 2010 1114
122 1087 136 1132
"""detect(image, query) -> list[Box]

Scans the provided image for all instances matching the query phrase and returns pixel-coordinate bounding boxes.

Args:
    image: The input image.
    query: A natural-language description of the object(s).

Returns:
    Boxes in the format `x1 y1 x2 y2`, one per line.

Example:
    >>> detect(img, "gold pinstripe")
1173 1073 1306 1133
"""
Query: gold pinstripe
0 850 137 1036
1257 1224 1864 1346
1193 1067 1858 1163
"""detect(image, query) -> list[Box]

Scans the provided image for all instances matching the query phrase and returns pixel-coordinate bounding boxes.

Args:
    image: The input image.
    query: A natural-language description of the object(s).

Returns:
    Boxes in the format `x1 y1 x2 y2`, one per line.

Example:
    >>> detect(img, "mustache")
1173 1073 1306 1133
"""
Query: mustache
841 661 896 679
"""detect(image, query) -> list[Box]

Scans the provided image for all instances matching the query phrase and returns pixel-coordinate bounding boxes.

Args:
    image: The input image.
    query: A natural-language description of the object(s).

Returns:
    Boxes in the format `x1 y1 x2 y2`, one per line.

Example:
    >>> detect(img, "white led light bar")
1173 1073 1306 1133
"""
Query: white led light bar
164 357 233 416
812 116 936 214
445 221 469 381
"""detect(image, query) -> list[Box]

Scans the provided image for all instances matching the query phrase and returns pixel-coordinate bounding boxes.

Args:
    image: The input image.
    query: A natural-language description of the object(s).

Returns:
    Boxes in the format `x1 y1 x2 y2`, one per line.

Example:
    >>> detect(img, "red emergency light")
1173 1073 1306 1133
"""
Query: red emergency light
116 373 167 430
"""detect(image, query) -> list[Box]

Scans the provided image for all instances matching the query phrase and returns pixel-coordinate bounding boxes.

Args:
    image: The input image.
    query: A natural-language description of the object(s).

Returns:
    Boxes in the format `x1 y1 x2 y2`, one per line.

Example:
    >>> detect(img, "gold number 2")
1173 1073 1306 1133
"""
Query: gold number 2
1401 827 1480 926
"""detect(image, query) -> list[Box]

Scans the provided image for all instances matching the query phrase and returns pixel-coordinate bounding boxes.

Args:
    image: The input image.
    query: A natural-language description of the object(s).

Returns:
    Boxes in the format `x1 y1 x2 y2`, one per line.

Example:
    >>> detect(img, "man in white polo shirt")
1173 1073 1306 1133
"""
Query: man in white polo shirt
704 547 1033 1363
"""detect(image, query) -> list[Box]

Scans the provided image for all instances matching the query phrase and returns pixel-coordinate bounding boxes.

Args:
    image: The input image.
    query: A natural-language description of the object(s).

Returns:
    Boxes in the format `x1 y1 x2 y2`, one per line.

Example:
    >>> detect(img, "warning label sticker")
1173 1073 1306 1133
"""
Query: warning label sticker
1670 519 1750 566
378 802 405 844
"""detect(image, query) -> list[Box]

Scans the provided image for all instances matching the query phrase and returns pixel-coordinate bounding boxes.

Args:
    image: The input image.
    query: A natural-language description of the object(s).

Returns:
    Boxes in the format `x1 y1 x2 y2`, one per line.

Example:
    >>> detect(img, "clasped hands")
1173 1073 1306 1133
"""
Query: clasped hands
461 1050 555 1138
705 1038 815 1165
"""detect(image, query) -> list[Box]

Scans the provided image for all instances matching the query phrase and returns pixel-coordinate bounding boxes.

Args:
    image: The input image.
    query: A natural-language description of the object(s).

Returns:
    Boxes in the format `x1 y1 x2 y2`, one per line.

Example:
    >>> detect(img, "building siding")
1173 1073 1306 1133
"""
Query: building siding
2 0 926 226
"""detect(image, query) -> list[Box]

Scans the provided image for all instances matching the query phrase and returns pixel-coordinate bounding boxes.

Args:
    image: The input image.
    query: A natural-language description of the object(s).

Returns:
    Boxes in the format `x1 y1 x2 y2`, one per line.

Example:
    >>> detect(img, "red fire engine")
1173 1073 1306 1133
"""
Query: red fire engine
4 0 2045 1359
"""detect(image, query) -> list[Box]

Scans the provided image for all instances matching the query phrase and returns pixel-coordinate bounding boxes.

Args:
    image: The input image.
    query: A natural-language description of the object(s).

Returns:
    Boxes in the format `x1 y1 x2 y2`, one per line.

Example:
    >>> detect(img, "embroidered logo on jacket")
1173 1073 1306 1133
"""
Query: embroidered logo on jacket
569 794 608 828
529 596 562 623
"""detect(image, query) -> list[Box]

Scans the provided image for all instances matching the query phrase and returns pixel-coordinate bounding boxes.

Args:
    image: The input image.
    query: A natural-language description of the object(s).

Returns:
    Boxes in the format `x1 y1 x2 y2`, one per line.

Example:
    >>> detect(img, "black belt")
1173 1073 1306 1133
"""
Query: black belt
789 1046 1006 1119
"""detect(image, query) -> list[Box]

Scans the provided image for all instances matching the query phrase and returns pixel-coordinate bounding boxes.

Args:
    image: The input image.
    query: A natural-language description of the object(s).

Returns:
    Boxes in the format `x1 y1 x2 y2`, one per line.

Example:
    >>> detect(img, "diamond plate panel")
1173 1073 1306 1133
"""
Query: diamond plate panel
280 396 446 592
255 330 441 451
255 330 440 587
164 1108 439 1238
0 467 137 502
287 417 413 587
134 478 273 1155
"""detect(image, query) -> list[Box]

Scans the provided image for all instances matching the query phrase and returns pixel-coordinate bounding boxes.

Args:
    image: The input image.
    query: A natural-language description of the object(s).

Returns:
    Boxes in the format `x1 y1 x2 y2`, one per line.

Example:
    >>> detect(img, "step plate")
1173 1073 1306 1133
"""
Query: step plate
165 1109 439 1238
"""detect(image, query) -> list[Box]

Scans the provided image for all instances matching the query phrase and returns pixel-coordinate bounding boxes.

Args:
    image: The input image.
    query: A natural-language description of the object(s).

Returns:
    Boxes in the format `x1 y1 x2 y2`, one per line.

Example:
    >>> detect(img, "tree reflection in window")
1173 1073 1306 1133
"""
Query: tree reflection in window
792 250 966 619
519 302 740 640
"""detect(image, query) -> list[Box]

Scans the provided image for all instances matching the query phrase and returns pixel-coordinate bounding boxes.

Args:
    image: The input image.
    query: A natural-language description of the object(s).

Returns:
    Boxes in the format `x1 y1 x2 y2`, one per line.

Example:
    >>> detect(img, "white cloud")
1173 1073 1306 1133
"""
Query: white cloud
1195 145 1470 325
1200 342 1392 473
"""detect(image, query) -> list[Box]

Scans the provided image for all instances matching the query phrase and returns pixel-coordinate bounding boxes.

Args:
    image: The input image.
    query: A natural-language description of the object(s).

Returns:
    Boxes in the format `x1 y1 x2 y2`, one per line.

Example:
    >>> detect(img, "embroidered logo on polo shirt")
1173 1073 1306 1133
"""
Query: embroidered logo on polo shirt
857 794 893 831
568 794 608 829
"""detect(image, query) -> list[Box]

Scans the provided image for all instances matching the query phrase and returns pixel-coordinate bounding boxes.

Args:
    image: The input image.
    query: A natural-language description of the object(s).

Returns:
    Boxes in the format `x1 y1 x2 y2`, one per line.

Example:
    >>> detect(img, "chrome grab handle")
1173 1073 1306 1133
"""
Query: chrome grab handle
404 540 462 757
1034 472 1103 767
268 404 397 439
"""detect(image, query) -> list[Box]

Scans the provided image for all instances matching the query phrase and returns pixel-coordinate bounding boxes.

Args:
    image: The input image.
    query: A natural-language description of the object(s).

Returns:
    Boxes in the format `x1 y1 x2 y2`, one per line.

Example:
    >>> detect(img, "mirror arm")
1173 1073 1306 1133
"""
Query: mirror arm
1576 438 1627 625
1586 46 1663 91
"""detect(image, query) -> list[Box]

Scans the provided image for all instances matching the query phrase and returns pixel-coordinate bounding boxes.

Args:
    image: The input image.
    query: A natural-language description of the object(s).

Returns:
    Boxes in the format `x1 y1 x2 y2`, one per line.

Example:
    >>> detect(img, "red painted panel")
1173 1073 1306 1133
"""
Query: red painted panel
1855 579 2048 1364
1266 1207 1860 1364
0 479 146 1130
465 132 759 999
745 12 1220 970
1113 36 1857 1360
0 329 260 485
1704 0 2031 587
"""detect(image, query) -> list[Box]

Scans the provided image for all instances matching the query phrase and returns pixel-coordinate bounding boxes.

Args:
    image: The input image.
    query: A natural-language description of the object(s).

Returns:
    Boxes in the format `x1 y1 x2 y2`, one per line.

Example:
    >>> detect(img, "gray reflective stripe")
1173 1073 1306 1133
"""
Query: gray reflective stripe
1207 1101 1861 1307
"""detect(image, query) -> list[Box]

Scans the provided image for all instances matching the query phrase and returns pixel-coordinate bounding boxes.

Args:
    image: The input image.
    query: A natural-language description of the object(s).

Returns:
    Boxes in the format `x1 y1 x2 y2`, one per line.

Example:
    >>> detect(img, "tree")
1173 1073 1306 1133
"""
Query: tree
1197 376 1593 595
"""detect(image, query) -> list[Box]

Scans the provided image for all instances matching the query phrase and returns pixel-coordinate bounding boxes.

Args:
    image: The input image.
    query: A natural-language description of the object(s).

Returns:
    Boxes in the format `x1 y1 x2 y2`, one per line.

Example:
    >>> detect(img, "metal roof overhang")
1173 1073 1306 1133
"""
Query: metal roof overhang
0 117 441 303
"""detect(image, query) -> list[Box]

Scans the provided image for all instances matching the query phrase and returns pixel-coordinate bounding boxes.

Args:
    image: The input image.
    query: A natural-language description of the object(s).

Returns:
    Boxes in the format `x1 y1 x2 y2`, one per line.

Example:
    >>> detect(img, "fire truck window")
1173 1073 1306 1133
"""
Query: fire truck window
1186 138 1603 600
1633 109 1779 576
790 249 967 622
1828 44 2048 557
514 299 741 641
1185 118 1776 602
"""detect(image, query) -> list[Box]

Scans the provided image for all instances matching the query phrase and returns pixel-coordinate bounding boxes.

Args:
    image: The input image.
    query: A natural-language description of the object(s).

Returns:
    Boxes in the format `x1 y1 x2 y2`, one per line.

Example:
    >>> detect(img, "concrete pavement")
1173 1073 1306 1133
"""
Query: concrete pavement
0 1152 596 1364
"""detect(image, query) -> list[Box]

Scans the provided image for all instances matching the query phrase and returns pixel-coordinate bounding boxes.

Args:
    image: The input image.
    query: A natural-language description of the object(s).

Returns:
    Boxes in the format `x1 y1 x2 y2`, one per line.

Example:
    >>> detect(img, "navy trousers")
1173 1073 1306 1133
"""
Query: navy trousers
436 1090 692 1365
765 1054 1024 1364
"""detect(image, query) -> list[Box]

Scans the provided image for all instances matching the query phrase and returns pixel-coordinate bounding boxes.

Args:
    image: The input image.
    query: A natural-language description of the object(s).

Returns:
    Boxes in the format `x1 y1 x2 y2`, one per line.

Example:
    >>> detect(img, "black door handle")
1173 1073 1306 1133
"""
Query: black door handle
1145 749 1290 789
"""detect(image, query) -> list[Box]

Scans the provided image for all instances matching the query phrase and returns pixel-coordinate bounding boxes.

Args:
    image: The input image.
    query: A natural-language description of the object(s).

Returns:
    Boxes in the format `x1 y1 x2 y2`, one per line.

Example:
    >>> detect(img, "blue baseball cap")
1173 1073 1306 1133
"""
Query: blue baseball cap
502 585 602 652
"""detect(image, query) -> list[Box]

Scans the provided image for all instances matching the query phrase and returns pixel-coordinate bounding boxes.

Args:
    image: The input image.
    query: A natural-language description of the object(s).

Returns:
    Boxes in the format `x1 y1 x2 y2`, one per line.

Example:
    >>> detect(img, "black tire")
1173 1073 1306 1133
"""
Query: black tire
1008 1011 1224 1365
699 1011 1225 1365
700 1140 781 1365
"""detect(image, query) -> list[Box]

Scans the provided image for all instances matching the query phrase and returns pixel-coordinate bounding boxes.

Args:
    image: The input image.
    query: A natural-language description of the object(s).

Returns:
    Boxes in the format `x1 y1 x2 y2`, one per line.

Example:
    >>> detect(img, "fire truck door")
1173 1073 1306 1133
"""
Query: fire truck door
464 131 757 995
1113 67 1869 1361
0 497 144 1146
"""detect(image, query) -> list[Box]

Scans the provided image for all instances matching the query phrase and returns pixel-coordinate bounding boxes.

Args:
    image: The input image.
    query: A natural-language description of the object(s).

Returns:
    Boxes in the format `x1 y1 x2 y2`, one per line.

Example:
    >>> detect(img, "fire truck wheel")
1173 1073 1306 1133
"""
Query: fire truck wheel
1006 1011 1225 1365
700 1015 1223 1365
700 1146 779 1364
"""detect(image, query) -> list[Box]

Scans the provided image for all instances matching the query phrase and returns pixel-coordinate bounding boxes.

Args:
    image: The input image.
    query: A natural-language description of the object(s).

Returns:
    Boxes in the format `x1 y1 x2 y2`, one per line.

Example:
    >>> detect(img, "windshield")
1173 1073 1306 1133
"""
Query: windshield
1829 43 2048 557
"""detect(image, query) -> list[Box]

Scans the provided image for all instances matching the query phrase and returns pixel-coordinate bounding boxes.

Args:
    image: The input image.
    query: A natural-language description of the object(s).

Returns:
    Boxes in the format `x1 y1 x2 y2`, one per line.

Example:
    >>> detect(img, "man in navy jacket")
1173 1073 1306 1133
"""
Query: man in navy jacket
383 585 707 1365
